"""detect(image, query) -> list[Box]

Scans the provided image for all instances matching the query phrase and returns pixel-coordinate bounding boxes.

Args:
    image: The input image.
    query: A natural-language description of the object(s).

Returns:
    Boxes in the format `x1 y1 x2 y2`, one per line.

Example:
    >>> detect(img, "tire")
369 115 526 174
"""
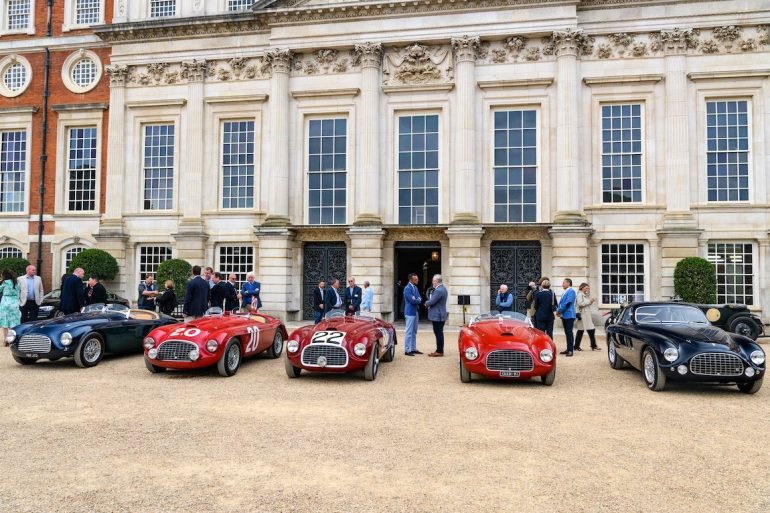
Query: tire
267 331 283 359
608 341 625 370
217 339 242 377
364 342 380 381
12 354 36 365
284 356 302 378
144 357 166 374
642 348 666 391
737 377 763 394
541 367 556 386
74 333 104 368
381 338 395 362
460 359 472 383
728 316 760 340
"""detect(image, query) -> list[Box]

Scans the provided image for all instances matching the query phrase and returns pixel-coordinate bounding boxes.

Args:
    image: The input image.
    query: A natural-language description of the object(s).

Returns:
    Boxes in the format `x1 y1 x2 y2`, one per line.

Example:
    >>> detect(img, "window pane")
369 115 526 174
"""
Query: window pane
143 124 174 210
222 121 255 209
707 242 754 305
67 127 97 211
493 109 537 223
706 100 749 203
601 243 646 304
138 246 172 284
150 0 175 17
0 130 27 212
6 0 31 30
218 246 254 289
601 103 643 204
308 118 346 225
75 0 101 24
397 115 439 225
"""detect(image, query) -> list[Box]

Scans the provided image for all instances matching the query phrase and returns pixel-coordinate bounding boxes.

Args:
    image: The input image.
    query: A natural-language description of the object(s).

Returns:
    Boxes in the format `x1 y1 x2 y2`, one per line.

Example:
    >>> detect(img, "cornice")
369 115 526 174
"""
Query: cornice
477 78 554 89
291 88 360 98
687 69 770 81
93 13 265 42
204 94 269 104
583 74 663 85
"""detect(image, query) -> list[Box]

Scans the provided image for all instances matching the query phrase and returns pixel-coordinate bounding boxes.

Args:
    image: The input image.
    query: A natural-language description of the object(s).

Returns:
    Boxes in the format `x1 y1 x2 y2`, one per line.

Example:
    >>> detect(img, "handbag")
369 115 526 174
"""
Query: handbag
576 313 582 321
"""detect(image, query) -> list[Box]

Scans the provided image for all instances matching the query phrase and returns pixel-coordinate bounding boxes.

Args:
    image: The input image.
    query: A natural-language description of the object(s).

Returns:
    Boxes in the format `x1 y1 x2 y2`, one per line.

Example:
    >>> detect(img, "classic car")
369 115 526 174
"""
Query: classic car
37 288 130 320
606 302 765 393
6 303 177 368
458 311 556 385
695 303 765 340
285 310 397 381
143 308 288 377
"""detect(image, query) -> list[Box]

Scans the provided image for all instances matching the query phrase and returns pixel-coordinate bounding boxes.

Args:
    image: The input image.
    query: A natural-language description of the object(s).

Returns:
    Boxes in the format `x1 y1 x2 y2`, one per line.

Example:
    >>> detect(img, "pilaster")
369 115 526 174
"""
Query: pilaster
759 237 770 312
657 228 704 300
264 49 293 227
445 225 485 325
179 59 207 230
548 225 594 287
346 227 385 313
101 65 128 230
93 230 128 300
255 226 297 319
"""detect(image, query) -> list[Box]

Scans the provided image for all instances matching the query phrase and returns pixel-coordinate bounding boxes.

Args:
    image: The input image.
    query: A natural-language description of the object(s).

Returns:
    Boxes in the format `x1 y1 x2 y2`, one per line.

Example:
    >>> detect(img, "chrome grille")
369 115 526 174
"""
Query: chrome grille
18 334 52 353
301 344 348 368
690 352 744 377
157 340 197 362
486 350 534 372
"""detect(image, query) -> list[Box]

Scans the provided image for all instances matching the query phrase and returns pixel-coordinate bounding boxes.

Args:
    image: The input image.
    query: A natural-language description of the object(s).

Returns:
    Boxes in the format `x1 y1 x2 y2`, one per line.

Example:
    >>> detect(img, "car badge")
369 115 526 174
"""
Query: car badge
317 356 328 368
711 343 716 347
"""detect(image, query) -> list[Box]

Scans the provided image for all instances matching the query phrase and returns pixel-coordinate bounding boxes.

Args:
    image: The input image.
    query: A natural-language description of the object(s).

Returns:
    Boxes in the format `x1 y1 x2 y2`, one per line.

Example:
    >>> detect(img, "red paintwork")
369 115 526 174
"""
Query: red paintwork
287 314 396 374
144 312 288 370
458 317 556 381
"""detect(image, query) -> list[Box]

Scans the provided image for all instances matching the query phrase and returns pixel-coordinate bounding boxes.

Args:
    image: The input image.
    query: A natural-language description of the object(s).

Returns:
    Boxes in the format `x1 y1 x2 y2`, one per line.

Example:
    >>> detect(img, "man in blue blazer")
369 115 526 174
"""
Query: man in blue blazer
323 279 343 315
343 277 363 315
60 268 85 315
424 274 448 357
183 265 210 320
556 278 577 356
403 273 422 356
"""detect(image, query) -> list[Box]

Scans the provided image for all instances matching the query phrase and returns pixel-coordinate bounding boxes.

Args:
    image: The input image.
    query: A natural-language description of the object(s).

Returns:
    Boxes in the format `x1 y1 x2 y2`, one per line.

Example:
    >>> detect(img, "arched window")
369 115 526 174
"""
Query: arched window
0 245 23 259
63 246 87 274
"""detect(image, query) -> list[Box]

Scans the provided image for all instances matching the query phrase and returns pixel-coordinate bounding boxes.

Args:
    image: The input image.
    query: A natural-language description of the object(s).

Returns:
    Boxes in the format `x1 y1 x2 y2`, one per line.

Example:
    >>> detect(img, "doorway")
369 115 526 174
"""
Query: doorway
394 242 441 320
302 242 347 320
489 241 542 314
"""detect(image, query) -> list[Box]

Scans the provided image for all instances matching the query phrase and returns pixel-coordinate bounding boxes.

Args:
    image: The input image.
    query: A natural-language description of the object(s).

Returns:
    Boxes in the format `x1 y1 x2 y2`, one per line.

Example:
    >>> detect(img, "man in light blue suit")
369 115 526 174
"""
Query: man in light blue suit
403 273 422 356
556 278 577 357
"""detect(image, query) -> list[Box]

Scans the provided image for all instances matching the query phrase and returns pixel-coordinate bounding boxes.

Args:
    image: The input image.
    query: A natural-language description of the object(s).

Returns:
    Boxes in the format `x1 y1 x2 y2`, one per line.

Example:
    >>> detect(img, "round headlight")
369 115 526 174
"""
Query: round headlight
148 348 158 359
189 349 200 361
465 347 479 361
287 340 299 353
5 329 16 344
677 365 688 375
354 343 367 357
750 350 765 366
540 349 553 363
206 340 218 353
61 332 73 347
745 367 756 377
663 347 679 363
143 337 155 350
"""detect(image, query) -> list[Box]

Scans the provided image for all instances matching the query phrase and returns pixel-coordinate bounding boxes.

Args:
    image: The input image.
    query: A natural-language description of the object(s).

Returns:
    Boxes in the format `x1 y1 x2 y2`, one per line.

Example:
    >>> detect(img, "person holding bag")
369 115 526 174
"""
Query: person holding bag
574 283 599 351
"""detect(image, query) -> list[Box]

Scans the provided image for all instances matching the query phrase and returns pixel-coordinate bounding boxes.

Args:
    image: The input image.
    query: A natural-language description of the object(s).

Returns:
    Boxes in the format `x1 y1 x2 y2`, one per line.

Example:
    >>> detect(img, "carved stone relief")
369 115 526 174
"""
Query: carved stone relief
291 48 360 76
123 56 270 86
382 43 453 86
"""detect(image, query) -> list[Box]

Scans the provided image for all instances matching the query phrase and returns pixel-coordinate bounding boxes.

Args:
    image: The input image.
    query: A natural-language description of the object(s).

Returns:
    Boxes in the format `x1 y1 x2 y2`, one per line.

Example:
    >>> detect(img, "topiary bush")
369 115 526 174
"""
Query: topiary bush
156 259 192 299
0 257 31 278
67 249 119 281
674 257 716 304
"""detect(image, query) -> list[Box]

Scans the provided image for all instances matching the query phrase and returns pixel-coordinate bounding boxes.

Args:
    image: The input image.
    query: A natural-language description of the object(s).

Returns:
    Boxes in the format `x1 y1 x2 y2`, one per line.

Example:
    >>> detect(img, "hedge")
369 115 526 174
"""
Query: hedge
156 259 192 299
0 257 31 278
674 257 716 304
67 249 119 281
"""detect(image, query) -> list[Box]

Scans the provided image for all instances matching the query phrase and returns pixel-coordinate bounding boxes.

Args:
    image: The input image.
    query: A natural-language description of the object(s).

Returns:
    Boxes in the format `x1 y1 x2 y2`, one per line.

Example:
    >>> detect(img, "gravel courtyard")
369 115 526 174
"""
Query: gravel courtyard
1 330 768 513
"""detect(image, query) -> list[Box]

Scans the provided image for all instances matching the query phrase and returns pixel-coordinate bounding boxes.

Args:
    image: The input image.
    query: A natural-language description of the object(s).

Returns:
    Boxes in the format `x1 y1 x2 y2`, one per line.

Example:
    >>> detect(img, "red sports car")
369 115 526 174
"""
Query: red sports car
285 310 397 380
143 308 288 377
458 311 556 385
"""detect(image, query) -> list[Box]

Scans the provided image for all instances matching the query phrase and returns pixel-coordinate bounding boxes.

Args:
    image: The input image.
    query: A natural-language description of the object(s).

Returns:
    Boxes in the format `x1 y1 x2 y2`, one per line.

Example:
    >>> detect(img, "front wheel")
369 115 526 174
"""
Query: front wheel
642 348 666 391
608 341 625 370
74 333 104 368
12 354 36 365
728 316 760 340
144 357 166 374
737 377 763 394
541 367 556 386
217 339 242 377
284 356 301 378
460 359 472 383
381 338 395 362
364 342 380 381
267 331 283 359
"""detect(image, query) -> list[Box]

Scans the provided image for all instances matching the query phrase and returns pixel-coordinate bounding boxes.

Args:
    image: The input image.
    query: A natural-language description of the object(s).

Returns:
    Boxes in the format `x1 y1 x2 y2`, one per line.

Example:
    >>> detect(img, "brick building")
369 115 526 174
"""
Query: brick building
0 0 112 290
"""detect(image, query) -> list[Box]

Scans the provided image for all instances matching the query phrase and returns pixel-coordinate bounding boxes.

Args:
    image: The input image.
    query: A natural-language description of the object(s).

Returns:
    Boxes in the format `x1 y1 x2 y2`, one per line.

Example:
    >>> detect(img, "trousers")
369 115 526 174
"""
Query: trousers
432 321 445 353
404 315 418 353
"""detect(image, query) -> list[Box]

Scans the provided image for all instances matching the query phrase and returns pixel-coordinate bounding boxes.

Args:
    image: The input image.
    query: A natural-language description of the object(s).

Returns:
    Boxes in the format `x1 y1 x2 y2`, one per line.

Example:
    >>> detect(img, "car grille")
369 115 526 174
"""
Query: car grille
18 334 52 353
486 350 534 372
301 344 348 368
690 352 744 377
157 340 197 362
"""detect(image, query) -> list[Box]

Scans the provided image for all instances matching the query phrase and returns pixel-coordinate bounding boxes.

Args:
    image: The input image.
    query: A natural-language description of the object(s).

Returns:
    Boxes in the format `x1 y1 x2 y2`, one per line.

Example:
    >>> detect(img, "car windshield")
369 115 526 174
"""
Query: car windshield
44 289 61 300
635 305 709 324
471 311 531 326
354 312 376 321
204 307 224 317
324 309 346 320
82 303 129 315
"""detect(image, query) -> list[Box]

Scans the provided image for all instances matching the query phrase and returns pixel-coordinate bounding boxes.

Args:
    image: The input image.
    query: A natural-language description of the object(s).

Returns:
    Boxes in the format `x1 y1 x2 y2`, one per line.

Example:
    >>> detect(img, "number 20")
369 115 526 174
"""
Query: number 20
245 326 260 353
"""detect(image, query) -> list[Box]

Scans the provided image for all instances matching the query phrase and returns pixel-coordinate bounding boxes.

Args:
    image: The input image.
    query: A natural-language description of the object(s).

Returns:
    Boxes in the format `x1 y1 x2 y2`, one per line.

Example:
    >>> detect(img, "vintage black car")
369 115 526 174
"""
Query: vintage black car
695 303 765 340
606 302 765 394
36 288 130 320
6 304 177 368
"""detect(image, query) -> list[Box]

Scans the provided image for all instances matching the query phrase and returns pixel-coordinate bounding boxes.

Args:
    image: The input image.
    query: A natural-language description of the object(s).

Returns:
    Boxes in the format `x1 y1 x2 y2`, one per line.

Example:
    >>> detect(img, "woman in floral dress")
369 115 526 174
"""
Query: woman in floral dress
0 269 21 346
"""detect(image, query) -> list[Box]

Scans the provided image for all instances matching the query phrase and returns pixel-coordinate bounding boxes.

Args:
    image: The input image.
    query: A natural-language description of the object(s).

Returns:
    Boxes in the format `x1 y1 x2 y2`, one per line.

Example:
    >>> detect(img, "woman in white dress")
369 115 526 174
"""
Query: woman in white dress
574 283 599 351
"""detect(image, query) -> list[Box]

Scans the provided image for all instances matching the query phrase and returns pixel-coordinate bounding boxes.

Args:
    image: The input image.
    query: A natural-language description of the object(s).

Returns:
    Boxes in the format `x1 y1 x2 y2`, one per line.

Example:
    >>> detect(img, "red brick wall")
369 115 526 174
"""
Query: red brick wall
1 0 113 40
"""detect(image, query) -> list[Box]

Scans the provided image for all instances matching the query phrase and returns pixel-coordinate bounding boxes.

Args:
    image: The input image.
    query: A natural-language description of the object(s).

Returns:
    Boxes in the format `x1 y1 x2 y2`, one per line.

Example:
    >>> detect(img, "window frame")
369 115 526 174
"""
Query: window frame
217 245 255 289
599 241 649 308
0 245 23 259
305 115 349 226
61 50 102 94
136 245 172 285
62 0 104 31
61 245 88 276
148 0 176 18
64 126 99 213
394 112 441 226
704 98 752 204
220 118 257 211
599 102 645 204
140 122 177 212
0 54 32 98
0 122 31 216
54 108 103 215
707 241 756 306
0 0 35 35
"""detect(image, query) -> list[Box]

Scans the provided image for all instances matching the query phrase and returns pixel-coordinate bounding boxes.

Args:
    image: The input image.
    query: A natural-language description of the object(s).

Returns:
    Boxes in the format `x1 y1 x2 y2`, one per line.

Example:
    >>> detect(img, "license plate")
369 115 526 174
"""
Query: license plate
25 353 39 358
500 370 520 378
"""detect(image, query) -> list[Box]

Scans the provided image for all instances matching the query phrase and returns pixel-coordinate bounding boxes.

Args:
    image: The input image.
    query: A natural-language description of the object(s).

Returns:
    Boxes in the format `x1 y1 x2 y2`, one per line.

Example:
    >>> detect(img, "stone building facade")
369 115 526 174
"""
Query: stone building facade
90 1 770 323
0 0 113 290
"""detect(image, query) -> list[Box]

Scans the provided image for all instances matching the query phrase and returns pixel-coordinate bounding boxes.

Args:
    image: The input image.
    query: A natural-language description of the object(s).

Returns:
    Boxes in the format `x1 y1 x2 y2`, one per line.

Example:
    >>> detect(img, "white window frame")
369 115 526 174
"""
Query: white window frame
136 245 172 284
707 241 756 306
148 0 176 18
217 245 255 288
62 0 104 31
0 54 32 98
598 241 649 308
0 0 35 35
599 102 645 204
61 49 102 94
704 98 751 204
140 121 176 212
221 0 253 11
305 115 349 226
0 112 32 216
61 245 88 276
220 119 257 211
0 245 23 259
54 108 103 215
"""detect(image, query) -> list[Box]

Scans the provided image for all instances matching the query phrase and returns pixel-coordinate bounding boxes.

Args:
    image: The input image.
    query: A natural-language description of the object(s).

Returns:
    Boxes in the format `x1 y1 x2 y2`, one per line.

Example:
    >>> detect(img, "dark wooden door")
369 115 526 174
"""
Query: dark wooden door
302 243 347 320
490 241 542 314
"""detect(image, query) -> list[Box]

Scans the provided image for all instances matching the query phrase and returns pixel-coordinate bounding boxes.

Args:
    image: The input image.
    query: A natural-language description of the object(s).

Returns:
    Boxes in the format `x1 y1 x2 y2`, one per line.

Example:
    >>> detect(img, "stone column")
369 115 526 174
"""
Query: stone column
347 227 385 313
353 42 384 225
548 226 593 289
552 29 586 224
450 35 480 224
178 59 207 228
264 49 293 226
445 226 485 325
255 227 296 319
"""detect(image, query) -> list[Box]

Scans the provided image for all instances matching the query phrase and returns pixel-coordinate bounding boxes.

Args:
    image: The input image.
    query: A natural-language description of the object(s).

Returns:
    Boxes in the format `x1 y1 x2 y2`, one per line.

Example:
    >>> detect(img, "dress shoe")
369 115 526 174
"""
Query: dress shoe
413 350 424 355
591 346 601 351
575 347 583 351
428 352 444 357
405 352 415 356
559 350 574 356
565 352 573 357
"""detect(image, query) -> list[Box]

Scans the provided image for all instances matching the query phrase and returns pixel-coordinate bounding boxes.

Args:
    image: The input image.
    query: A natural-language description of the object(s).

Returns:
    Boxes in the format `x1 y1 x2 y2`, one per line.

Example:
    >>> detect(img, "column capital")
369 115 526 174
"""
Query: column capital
354 42 383 69
451 35 481 64
551 28 592 57
105 64 129 87
180 59 207 83
266 48 294 75
656 27 699 55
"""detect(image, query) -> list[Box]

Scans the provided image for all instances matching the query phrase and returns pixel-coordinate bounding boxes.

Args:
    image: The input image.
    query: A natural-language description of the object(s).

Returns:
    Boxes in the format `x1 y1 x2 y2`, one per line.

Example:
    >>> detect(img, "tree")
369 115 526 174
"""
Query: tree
156 259 192 299
67 249 119 281
674 257 716 304
0 257 31 278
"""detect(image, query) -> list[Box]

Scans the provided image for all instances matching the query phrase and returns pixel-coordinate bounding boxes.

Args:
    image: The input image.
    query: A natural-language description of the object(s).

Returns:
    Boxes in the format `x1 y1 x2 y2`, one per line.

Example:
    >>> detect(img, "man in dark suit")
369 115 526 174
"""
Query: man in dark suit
532 278 557 340
312 280 326 324
343 277 363 315
209 272 229 310
84 275 108 306
323 279 342 315
60 268 86 315
224 274 239 311
183 265 210 320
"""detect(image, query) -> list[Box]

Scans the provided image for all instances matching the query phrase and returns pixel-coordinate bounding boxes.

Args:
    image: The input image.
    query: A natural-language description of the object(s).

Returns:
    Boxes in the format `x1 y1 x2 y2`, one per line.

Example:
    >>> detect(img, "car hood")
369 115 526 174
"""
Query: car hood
471 321 540 346
639 323 735 348
24 312 124 328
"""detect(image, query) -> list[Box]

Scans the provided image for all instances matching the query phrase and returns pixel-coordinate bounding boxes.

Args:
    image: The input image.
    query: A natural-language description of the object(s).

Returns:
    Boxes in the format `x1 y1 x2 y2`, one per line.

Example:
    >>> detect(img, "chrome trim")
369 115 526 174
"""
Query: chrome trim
156 340 198 362
485 350 534 372
689 352 744 377
18 334 52 353
301 343 349 368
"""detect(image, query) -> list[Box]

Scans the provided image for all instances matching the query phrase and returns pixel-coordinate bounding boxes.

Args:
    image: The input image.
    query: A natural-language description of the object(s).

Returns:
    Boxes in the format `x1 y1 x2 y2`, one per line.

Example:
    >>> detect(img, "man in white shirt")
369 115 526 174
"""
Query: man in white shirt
17 265 44 323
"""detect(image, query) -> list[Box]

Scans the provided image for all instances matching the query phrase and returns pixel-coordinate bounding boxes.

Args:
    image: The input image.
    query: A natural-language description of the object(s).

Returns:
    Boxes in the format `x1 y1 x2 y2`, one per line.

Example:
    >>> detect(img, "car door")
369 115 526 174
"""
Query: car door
612 307 637 364
102 319 153 353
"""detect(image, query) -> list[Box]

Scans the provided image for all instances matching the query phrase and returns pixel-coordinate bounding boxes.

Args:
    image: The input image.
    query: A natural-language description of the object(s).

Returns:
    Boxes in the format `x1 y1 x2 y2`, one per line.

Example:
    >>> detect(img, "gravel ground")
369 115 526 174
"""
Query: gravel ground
1 330 769 513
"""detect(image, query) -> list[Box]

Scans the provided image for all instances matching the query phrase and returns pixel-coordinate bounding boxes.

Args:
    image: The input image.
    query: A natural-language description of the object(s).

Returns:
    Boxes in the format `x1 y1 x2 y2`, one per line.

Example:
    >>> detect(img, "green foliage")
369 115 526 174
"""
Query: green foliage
674 257 716 304
67 249 119 281
0 257 31 278
156 259 192 298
